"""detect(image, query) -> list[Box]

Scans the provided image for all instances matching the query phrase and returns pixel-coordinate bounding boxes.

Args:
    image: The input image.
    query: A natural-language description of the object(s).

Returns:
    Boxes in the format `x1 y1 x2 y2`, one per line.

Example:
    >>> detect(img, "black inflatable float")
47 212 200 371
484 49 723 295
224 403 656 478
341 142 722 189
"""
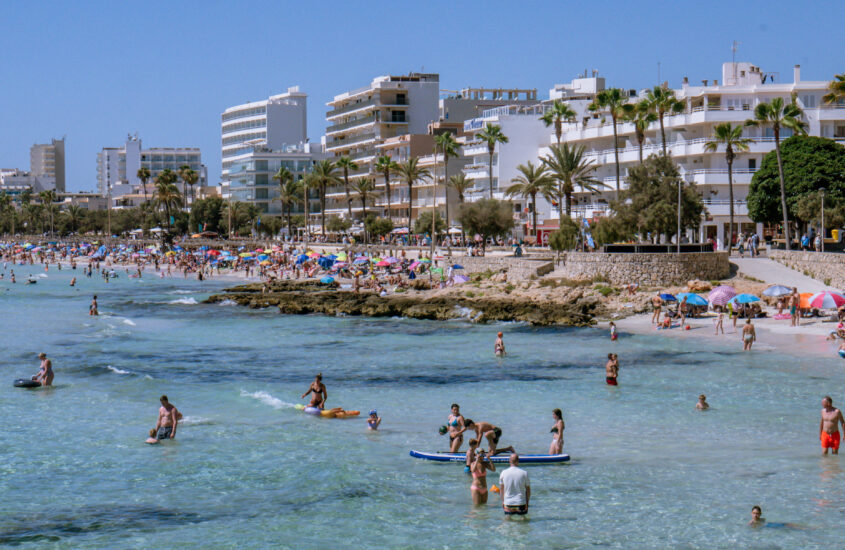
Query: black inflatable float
14 379 40 388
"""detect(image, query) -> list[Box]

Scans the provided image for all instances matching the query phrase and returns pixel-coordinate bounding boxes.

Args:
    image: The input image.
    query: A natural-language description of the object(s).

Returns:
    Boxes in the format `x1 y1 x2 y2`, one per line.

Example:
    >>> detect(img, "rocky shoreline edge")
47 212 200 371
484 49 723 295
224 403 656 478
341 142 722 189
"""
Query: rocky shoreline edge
204 280 606 326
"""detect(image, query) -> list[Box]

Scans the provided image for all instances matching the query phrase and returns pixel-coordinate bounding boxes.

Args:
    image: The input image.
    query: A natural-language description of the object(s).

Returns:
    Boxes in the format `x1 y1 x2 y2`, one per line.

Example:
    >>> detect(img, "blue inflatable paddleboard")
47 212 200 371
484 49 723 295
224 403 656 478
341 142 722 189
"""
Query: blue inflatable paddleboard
409 450 569 464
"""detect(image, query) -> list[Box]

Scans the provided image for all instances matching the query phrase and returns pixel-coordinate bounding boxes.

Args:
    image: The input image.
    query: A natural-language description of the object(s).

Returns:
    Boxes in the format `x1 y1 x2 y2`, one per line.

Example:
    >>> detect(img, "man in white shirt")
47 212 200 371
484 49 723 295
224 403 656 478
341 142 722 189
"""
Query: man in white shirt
498 453 530 515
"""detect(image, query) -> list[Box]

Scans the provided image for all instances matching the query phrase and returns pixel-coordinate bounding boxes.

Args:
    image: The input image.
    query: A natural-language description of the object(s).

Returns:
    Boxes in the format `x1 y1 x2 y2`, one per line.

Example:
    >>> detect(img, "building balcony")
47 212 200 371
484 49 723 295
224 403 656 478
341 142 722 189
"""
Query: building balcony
702 199 749 217
685 169 756 186
326 114 377 135
579 137 781 165
462 143 489 157
326 98 377 119
326 133 378 151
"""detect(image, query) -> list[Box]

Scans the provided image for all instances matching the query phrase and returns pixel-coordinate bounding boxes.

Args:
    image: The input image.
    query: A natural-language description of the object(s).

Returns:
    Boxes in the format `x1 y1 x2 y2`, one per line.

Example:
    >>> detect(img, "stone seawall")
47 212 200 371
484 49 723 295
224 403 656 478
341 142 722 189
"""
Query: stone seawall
456 256 555 280
561 251 730 285
769 250 845 289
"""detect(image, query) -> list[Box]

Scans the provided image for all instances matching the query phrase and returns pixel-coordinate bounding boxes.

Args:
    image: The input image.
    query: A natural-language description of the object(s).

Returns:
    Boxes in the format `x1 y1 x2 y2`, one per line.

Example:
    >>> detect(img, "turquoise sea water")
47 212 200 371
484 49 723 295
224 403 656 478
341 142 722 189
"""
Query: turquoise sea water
2 266 845 548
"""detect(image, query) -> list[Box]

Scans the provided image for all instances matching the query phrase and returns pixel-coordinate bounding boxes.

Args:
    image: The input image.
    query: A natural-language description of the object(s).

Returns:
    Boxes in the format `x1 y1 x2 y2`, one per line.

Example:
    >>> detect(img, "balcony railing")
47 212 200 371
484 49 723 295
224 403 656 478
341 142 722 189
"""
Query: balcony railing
326 98 377 118
326 114 377 135
581 136 779 160
326 133 378 150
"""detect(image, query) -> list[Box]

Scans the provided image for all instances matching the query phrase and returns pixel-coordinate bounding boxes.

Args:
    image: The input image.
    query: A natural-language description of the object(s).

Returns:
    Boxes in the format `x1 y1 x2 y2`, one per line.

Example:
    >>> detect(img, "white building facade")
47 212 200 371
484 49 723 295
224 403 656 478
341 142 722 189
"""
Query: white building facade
30 137 65 192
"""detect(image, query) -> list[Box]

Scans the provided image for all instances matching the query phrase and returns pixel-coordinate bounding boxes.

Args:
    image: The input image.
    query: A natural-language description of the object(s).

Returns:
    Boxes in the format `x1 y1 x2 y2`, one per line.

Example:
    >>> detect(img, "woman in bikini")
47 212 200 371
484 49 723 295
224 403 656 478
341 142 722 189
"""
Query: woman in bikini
470 449 496 505
550 408 565 454
447 404 466 452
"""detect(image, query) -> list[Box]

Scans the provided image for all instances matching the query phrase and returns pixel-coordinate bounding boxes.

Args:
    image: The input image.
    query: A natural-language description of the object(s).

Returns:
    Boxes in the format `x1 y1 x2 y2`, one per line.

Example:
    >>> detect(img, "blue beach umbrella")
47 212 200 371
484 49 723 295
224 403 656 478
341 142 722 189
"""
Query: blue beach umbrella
762 285 793 297
320 276 334 284
729 293 760 305
659 293 677 302
675 292 708 306
296 254 309 263
451 264 464 270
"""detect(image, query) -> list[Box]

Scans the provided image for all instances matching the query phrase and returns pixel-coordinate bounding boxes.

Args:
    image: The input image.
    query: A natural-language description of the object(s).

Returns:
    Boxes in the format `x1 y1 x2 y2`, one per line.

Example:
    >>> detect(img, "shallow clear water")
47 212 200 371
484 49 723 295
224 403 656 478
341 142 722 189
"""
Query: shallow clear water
2 264 844 548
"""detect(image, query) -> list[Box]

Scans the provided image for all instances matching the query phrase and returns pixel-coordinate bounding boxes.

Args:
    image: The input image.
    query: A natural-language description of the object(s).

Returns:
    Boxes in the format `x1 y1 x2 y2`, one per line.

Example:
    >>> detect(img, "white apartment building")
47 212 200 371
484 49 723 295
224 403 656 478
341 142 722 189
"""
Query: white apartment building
0 168 55 195
542 62 845 243
440 87 538 124
30 137 65 192
324 73 439 218
221 87 308 183
96 135 205 201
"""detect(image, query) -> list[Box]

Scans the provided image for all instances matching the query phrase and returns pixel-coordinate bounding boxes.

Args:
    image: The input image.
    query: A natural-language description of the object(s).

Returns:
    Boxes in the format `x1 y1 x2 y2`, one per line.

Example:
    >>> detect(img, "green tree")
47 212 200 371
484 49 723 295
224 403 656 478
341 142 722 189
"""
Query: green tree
541 143 606 216
180 167 199 206
433 132 460 227
645 85 685 155
746 136 845 226
273 168 302 238
589 88 630 193
327 216 352 233
611 155 704 241
335 156 358 219
591 216 632 246
745 96 807 248
64 204 85 233
447 173 473 204
137 166 151 204
505 161 554 241
704 123 754 245
153 170 182 232
257 215 283 237
624 99 657 164
794 193 845 229
301 172 320 240
374 155 399 222
38 190 57 237
414 210 446 236
476 124 509 198
312 160 340 238
0 192 15 235
397 157 430 230
365 215 393 238
190 196 224 234
351 177 377 237
540 100 576 145
822 74 845 105
549 216 579 254
457 198 515 250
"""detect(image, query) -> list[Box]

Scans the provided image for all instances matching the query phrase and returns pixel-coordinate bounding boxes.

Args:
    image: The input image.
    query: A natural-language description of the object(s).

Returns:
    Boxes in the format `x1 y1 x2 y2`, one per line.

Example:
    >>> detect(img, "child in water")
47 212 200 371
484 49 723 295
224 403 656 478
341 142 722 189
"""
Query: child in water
367 410 381 430
609 321 618 341
696 394 710 410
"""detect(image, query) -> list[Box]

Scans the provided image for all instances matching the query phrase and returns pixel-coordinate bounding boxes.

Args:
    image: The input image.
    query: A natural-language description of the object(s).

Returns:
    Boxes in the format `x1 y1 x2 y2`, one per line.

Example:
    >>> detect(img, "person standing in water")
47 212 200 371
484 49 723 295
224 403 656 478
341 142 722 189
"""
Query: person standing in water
494 332 506 356
89 295 98 316
446 404 466 453
820 396 845 455
464 419 515 456
498 453 530 516
714 311 724 335
33 353 53 386
549 409 565 454
367 410 381 430
605 353 619 385
609 321 618 341
696 394 709 410
150 395 180 442
742 319 756 351
301 374 327 409
470 449 495 506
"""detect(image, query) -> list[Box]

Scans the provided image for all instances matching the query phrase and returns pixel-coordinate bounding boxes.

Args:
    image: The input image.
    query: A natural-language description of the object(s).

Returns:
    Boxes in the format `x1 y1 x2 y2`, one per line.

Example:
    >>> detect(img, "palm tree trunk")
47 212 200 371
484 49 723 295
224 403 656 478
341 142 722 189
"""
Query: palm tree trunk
407 182 414 229
531 193 538 240
555 120 561 146
488 149 495 198
303 188 310 241
565 191 572 217
659 112 667 156
320 185 326 238
612 117 621 195
384 170 391 223
774 129 791 250
726 147 735 249
344 172 353 219
638 139 644 164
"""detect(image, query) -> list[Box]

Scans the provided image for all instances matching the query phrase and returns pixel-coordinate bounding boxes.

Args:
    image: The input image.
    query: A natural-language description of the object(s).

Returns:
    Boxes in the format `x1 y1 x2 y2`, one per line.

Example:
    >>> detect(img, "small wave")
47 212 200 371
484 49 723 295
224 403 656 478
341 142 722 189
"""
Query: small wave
239 390 296 410
107 365 132 375
168 290 196 295
37 273 48 278
169 297 198 305
144 374 154 380
217 299 237 306
122 318 136 326
181 416 214 426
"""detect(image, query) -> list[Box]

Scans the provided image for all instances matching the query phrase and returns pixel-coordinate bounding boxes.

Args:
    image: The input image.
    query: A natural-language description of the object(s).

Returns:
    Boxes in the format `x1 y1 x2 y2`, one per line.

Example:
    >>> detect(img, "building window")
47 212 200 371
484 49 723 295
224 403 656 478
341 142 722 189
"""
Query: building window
748 158 756 170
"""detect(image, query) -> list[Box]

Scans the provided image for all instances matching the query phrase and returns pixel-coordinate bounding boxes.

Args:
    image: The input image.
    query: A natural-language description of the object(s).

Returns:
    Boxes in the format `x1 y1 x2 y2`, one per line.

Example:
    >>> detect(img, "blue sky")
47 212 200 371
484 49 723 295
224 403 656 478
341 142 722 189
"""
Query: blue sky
1 0 842 192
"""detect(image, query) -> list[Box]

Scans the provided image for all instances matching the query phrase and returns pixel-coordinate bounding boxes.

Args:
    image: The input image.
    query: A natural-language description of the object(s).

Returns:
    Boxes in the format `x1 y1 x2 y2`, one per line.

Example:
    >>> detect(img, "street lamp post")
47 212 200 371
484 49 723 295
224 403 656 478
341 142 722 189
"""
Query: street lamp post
676 177 682 253
107 183 112 236
820 187 826 253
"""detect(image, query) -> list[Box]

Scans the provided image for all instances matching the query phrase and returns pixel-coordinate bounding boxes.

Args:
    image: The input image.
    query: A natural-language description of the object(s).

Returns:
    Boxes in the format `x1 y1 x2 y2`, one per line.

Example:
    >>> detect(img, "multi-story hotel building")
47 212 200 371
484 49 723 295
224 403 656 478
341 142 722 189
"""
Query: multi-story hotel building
96 135 205 202
30 137 65 192
539 62 845 243
323 73 439 219
221 87 308 186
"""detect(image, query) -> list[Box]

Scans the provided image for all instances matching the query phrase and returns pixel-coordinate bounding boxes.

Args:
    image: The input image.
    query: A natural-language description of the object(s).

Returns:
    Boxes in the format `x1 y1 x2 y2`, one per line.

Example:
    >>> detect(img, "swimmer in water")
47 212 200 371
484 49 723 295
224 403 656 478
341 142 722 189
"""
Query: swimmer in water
605 353 619 385
301 373 327 409
33 352 53 386
549 408 564 454
749 505 765 527
820 396 845 455
367 409 381 430
494 332 505 356
696 394 709 410
70 277 76 287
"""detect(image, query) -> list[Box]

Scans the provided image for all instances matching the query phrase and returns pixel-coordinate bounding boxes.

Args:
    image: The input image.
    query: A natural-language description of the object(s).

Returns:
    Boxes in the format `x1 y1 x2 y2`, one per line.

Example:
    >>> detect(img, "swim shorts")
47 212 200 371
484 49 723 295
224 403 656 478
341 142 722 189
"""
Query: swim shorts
156 426 173 440
821 431 840 450
606 377 618 386
503 504 528 515
492 427 502 444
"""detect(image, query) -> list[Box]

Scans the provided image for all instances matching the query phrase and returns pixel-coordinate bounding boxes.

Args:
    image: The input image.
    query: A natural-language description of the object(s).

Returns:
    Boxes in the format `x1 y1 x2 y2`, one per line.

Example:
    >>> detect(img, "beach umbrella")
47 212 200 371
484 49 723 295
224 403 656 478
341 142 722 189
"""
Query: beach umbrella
239 252 253 257
807 291 845 310
255 248 264 253
353 258 369 264
385 257 400 264
762 285 793 297
453 274 470 284
420 258 432 263
659 293 677 302
708 285 737 306
334 261 347 268
307 252 321 258
408 261 421 270
451 264 464 270
320 276 334 284
799 292 814 309
728 294 760 305
207 250 221 256
260 260 271 266
257 254 269 261
318 257 335 269
375 260 390 267
336 252 348 260
676 292 708 306
296 254 309 263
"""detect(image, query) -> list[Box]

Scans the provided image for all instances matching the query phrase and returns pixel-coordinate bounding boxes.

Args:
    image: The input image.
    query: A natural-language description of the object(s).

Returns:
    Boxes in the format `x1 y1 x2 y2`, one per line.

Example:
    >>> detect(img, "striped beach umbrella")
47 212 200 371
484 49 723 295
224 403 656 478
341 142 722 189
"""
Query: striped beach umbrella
708 285 737 306
807 291 845 310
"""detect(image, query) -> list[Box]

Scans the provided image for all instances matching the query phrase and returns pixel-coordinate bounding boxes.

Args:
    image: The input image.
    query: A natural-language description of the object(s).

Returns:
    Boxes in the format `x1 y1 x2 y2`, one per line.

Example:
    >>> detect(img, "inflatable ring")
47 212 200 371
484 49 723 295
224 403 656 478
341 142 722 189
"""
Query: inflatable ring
14 379 40 388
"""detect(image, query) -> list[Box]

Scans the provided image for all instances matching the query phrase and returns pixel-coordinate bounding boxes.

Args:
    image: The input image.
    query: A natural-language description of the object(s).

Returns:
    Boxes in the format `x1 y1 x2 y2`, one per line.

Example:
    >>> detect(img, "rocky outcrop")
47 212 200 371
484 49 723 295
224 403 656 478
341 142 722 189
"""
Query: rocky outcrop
205 282 602 326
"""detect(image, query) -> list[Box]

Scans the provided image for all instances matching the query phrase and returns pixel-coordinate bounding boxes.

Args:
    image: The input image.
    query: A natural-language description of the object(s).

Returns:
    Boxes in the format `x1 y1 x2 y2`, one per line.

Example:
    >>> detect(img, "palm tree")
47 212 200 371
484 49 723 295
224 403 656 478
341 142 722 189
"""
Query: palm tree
704 123 754 248
396 157 431 230
540 100 577 145
505 161 554 240
447 173 474 204
153 170 182 231
273 166 295 236
745 96 807 250
646 85 685 155
822 74 845 105
301 172 320 240
589 88 630 194
476 124 509 197
335 156 358 219
352 177 376 242
433 132 460 229
181 168 199 206
0 192 14 235
625 99 657 164
178 164 191 205
137 167 151 204
541 143 607 217
374 155 399 221
64 204 85 233
38 190 57 237
312 159 340 237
